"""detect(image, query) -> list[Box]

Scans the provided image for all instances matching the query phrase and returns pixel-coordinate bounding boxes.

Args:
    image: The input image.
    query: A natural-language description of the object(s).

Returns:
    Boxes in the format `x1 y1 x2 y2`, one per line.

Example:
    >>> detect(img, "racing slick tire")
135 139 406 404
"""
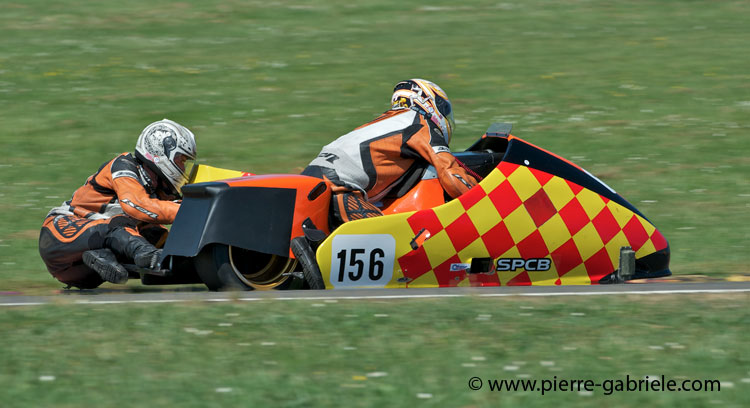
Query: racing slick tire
194 243 303 291
290 236 325 290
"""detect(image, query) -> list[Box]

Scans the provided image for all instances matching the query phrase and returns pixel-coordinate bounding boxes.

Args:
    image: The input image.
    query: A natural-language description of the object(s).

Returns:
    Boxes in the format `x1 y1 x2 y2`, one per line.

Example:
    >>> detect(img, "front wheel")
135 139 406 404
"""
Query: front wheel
290 237 326 290
194 244 303 291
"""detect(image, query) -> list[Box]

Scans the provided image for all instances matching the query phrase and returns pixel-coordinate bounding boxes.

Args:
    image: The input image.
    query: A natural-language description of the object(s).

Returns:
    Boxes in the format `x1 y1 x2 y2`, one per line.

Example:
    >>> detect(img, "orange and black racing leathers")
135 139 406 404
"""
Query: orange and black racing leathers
302 108 477 227
39 153 179 288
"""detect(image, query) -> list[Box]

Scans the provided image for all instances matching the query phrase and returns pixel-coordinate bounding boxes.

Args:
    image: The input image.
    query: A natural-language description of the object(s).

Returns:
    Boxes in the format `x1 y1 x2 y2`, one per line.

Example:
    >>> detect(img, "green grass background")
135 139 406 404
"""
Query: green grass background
1 295 748 407
1 0 749 291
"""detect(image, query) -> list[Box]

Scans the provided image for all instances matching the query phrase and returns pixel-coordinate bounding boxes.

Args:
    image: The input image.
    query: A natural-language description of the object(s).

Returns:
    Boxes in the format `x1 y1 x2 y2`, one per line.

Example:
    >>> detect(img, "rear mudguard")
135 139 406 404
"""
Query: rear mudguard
315 132 670 289
161 174 331 265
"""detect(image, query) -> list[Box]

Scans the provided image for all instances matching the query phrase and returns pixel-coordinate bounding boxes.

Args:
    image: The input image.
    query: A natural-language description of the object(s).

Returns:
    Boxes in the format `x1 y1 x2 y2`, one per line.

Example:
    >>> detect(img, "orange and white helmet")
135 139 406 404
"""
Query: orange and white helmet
391 78 455 144
135 119 197 196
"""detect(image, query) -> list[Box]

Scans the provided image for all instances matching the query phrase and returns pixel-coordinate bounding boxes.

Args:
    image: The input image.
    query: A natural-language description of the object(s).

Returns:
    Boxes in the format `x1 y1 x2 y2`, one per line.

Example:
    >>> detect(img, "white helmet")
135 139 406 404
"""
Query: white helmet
391 78 455 144
135 119 197 195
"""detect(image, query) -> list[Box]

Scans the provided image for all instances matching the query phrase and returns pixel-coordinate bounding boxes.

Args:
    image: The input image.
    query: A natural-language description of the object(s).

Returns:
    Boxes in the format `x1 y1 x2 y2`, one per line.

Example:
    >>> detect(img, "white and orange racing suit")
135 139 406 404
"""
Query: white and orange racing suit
303 108 477 227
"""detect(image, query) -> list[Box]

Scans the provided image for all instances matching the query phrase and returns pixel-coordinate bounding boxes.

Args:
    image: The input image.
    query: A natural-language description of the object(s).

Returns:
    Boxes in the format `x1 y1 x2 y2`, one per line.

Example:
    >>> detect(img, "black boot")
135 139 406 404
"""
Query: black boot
105 228 162 270
83 248 128 284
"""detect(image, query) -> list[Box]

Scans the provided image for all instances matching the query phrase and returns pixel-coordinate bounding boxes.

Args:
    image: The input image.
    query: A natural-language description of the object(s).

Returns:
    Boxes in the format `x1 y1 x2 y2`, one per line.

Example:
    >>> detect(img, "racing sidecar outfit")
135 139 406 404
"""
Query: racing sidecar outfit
302 108 477 227
39 153 177 288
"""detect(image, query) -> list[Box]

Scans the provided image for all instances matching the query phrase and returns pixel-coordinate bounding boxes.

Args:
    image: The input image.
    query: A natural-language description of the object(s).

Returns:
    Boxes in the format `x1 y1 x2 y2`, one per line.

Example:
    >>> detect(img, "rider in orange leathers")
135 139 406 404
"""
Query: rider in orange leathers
39 119 197 288
302 79 476 228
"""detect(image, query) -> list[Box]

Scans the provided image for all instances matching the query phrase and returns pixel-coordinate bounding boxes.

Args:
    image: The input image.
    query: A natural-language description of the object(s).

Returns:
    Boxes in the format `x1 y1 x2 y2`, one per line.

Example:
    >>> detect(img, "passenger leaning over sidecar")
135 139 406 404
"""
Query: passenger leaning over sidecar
38 119 197 288
302 78 477 229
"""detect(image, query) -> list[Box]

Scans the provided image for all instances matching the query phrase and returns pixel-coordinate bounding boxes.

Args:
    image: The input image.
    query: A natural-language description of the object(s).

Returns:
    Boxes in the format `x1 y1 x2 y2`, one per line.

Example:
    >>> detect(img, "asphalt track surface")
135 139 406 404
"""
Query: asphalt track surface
2 282 749 307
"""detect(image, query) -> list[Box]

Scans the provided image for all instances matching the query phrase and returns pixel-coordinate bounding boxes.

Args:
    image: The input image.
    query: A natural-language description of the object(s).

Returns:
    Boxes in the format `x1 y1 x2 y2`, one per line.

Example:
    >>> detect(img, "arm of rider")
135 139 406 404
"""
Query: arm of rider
406 124 477 199
113 176 180 224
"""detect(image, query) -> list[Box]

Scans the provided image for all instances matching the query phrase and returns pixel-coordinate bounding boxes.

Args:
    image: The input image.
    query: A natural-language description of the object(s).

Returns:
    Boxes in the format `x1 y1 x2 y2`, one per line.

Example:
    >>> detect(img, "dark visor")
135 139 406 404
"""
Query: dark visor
434 94 452 118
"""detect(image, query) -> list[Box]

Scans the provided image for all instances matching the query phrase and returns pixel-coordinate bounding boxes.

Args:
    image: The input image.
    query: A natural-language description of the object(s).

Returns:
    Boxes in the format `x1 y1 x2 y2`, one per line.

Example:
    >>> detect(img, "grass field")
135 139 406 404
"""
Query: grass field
1 0 749 291
0 2 748 406
1 294 748 407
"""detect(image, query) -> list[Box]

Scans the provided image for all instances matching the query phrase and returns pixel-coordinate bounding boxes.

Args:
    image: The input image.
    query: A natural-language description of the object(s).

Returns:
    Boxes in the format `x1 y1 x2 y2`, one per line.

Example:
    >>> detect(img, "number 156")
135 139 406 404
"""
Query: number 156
336 248 385 282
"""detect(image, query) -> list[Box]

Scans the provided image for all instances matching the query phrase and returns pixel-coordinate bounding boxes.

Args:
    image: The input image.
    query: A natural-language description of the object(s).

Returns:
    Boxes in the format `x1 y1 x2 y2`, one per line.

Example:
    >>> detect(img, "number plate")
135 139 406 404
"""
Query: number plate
330 234 395 288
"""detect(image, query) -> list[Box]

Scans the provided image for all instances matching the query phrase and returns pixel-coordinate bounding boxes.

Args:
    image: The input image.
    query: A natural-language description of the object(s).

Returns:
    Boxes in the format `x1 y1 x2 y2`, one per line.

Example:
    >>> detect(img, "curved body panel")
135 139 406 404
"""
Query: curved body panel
315 134 669 288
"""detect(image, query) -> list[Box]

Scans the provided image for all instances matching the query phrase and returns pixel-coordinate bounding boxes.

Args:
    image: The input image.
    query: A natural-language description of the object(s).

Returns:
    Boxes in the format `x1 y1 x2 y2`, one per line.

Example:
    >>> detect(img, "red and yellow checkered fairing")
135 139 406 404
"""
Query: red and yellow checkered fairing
316 146 668 289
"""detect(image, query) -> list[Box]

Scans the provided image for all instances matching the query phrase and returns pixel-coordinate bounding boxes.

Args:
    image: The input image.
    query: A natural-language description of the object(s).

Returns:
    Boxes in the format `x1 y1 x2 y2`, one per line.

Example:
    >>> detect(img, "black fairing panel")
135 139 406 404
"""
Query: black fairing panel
161 182 296 259
599 246 672 283
633 246 672 279
454 151 504 178
502 138 648 220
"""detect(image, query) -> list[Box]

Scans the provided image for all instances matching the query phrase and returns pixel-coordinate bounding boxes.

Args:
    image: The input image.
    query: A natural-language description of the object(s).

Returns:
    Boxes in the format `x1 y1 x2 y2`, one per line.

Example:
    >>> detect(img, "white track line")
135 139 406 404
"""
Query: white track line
258 288 750 301
481 288 750 297
1 287 749 307
1 302 47 306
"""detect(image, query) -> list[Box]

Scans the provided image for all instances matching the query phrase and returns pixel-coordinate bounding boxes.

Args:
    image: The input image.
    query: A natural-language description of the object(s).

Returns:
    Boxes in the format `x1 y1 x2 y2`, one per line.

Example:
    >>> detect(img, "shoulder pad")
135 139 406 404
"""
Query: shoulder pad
111 153 140 180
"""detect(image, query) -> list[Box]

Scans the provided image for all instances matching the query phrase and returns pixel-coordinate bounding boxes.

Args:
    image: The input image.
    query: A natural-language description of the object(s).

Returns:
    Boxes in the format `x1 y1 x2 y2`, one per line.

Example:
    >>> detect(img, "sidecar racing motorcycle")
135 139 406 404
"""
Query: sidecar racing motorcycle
143 123 670 290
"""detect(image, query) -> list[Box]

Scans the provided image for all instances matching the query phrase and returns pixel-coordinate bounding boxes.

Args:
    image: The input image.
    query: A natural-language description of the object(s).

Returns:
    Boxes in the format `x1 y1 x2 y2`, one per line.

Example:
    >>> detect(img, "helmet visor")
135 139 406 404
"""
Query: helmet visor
434 93 452 120
174 152 195 175
434 93 455 141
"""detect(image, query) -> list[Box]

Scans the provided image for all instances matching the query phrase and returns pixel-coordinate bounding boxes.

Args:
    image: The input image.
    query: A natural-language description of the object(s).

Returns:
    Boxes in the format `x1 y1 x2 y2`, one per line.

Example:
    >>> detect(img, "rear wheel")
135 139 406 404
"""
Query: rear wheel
195 244 302 291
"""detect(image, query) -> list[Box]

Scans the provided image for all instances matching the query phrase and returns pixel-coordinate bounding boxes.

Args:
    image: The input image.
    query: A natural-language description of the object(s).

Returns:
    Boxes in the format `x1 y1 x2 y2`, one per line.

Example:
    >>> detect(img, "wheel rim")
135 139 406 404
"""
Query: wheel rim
228 246 297 290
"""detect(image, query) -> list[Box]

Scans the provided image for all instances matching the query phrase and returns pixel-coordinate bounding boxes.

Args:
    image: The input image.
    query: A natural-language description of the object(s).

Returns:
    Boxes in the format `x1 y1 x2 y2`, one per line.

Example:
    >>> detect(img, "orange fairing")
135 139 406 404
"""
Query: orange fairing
378 178 445 215
222 174 332 257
